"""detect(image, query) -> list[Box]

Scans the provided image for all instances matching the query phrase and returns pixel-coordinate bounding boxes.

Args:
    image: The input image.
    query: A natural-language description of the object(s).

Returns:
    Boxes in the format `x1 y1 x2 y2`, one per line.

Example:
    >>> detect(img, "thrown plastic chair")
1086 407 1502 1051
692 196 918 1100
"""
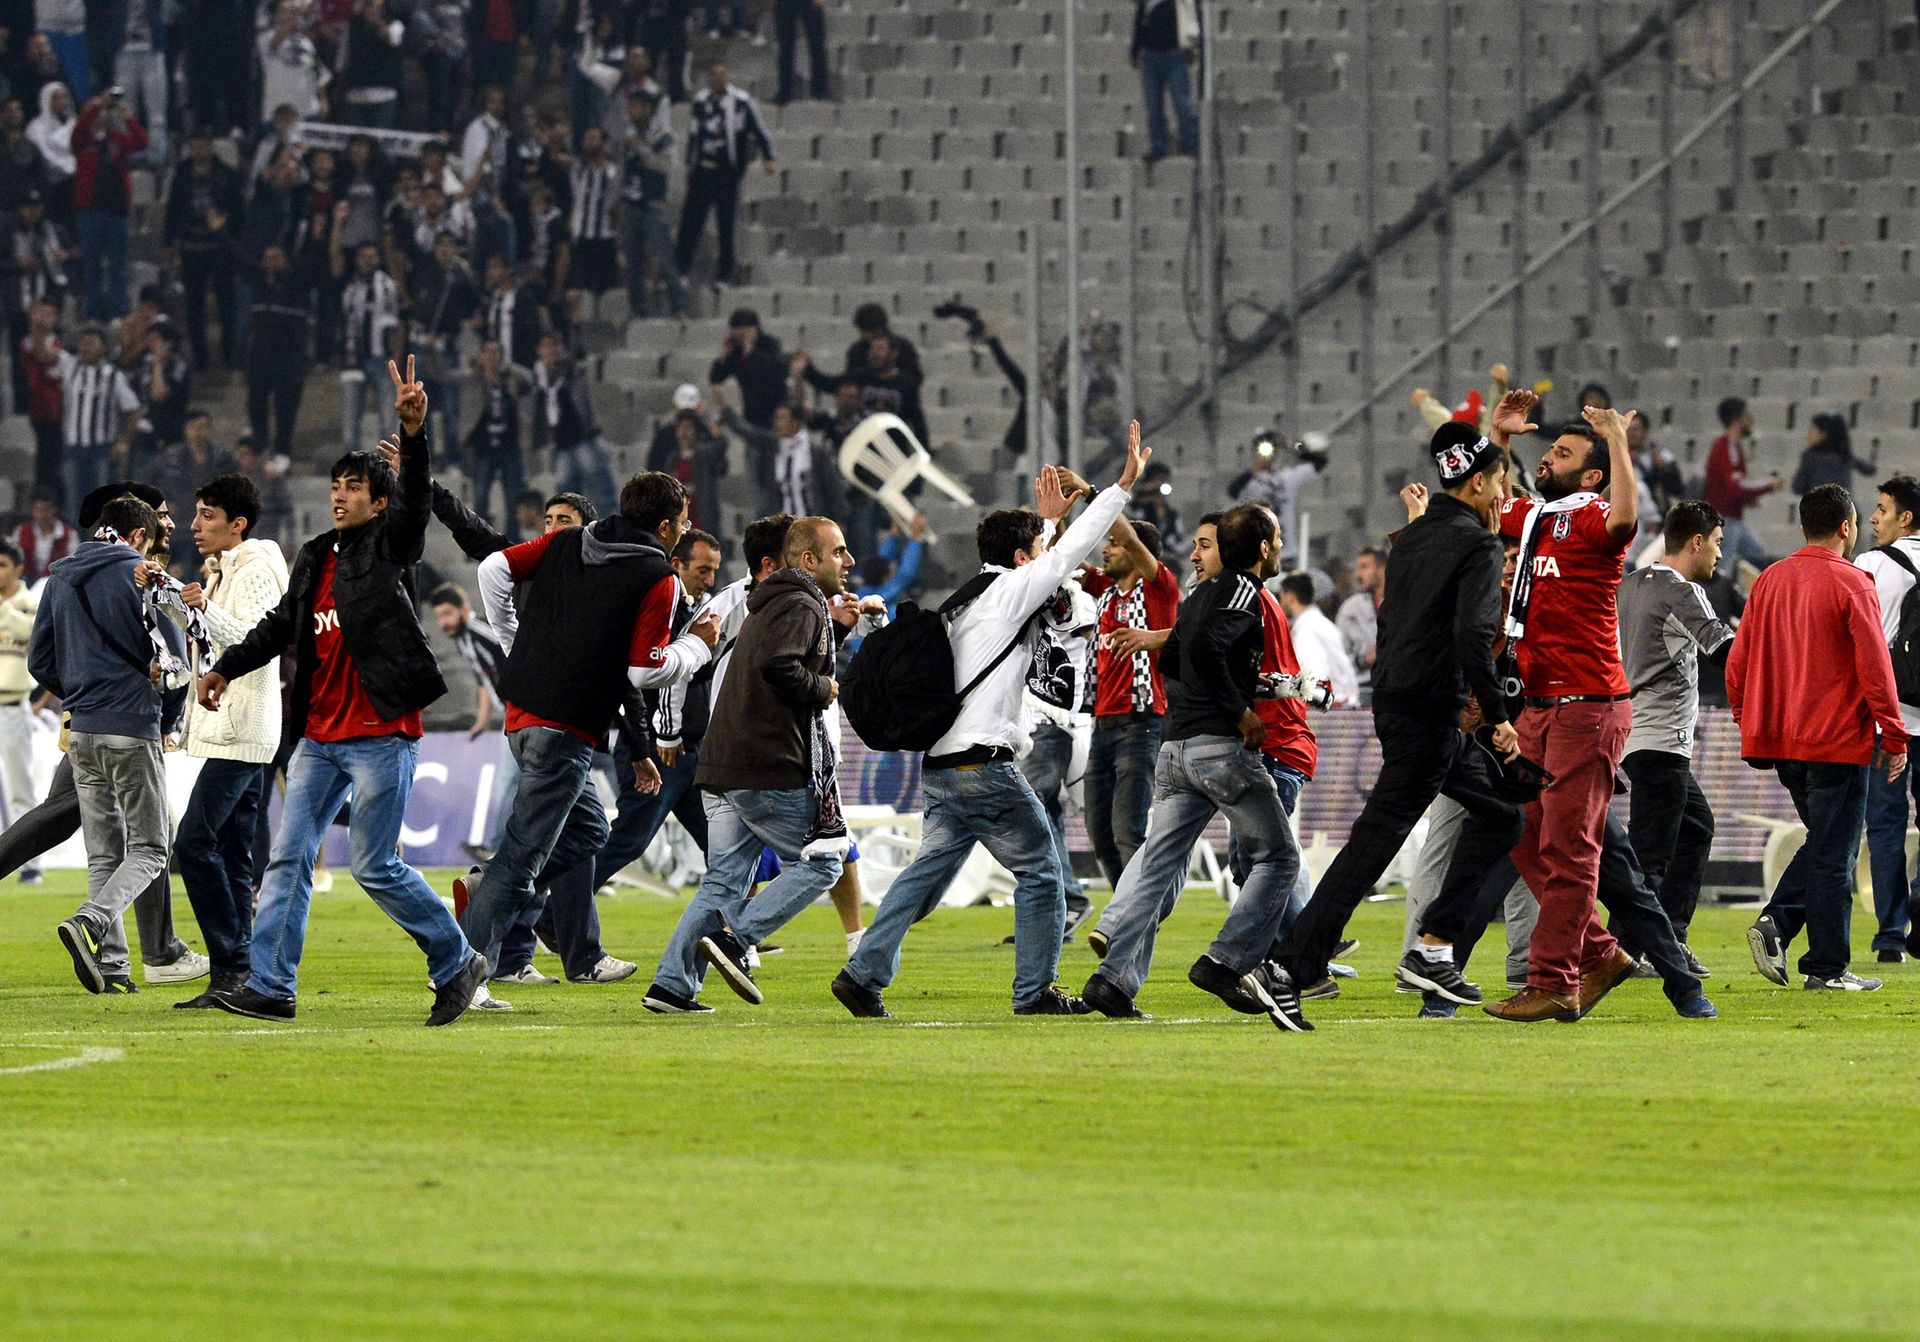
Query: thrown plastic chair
836 412 975 535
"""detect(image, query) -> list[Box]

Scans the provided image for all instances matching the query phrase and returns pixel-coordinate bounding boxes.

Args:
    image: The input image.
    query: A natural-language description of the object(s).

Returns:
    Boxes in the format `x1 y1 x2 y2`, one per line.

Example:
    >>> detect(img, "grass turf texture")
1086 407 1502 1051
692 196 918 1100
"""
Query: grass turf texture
3 871 1918 1340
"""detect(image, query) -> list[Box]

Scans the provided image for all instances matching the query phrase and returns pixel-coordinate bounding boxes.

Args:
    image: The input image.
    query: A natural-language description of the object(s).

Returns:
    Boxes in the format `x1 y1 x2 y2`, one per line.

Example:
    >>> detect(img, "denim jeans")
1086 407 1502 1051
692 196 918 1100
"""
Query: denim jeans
621 200 689 317
249 735 473 1001
462 726 609 972
118 48 171 167
654 786 844 998
1018 719 1076 893
1862 737 1918 951
1227 757 1312 939
1403 798 1535 989
69 733 171 978
1139 49 1199 158
1085 715 1162 887
76 211 130 321
340 358 398 451
846 760 1067 1007
614 740 708 869
1089 736 1301 1000
1762 759 1871 979
174 758 268 984
554 436 618 518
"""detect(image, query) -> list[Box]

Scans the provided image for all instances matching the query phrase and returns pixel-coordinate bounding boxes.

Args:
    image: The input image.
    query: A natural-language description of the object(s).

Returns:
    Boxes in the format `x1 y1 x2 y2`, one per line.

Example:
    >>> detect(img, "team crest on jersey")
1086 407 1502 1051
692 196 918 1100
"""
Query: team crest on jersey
1552 513 1572 540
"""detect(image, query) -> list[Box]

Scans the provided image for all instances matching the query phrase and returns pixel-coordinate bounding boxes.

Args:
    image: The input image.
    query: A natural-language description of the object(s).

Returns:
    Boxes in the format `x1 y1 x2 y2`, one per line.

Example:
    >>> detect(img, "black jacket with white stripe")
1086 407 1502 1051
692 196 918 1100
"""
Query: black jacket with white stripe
1161 569 1263 742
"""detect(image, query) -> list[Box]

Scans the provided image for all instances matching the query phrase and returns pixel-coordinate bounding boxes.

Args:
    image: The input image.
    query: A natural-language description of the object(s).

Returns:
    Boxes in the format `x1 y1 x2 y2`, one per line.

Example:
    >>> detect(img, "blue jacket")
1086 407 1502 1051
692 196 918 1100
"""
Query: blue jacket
29 540 163 740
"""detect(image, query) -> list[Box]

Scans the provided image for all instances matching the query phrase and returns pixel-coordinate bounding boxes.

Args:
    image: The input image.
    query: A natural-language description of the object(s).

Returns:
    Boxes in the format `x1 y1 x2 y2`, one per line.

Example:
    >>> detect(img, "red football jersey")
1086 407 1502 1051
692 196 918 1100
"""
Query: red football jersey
1498 495 1632 698
1255 588 1317 779
1089 564 1180 718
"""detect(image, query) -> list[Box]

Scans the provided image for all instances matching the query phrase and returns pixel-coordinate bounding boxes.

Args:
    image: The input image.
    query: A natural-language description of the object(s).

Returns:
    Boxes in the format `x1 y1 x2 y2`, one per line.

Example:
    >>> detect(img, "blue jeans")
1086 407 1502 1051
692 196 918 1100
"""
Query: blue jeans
1227 757 1312 939
340 358 397 451
1017 719 1076 894
76 211 130 321
174 758 267 984
846 760 1066 1008
249 735 473 1001
1140 49 1198 158
1091 735 1303 1000
653 786 845 998
1763 759 1871 979
1085 716 1162 887
461 726 609 972
614 740 708 867
1862 744 1917 951
554 436 618 518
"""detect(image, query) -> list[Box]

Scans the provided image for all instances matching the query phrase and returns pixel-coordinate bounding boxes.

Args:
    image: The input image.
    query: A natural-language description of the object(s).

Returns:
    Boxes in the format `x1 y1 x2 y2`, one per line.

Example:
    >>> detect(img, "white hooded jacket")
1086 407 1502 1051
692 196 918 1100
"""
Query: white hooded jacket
165 537 290 762
27 83 75 178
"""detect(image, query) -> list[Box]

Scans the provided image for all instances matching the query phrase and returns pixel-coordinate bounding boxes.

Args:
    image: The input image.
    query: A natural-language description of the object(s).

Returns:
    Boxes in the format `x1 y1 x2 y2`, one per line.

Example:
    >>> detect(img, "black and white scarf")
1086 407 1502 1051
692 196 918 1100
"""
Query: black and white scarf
1107 581 1154 712
92 526 212 688
1503 491 1598 642
791 567 850 860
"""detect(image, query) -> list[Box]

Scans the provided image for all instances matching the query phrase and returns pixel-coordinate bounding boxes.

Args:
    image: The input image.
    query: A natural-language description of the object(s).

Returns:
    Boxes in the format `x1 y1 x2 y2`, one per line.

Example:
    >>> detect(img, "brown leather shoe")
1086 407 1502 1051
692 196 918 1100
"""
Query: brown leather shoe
1483 987 1579 1022
1573 946 1637 1020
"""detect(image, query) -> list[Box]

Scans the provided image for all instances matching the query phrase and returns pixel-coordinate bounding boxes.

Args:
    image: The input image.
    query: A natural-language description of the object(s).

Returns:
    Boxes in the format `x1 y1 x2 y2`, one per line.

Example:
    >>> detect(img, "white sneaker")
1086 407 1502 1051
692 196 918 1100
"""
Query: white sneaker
494 964 559 985
312 870 335 893
569 955 638 984
472 982 514 1012
846 928 865 954
145 950 211 985
744 944 761 971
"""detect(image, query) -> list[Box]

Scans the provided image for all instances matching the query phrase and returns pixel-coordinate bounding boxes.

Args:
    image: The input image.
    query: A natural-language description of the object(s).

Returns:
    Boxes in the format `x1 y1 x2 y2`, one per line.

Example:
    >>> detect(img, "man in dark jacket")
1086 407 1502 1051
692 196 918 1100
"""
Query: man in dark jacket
1264 418 1524 1017
707 307 786 429
36 494 173 995
645 514 855 1012
198 358 487 1027
460 471 717 992
244 243 313 463
163 129 243 370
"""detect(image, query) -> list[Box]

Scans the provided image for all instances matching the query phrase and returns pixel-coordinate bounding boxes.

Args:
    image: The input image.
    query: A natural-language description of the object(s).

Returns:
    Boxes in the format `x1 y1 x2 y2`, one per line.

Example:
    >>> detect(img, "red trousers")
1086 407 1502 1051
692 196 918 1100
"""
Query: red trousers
1511 699 1632 998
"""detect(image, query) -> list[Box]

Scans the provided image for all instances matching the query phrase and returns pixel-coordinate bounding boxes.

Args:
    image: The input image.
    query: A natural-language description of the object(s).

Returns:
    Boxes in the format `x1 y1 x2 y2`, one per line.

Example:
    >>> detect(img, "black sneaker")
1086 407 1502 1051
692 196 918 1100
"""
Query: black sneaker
1080 972 1147 1019
1086 927 1109 960
1014 984 1093 1015
425 953 490 1027
1299 975 1340 1001
1877 948 1906 964
101 974 137 994
1253 961 1313 1033
213 984 296 1021
1188 954 1273 1015
1748 915 1789 985
1907 923 1920 960
1682 944 1712 979
179 973 248 1009
1805 971 1883 991
1332 938 1359 959
1394 949 1484 1004
830 968 889 1018
641 982 714 1014
698 927 763 1005
56 916 105 993
1627 955 1659 979
755 943 784 956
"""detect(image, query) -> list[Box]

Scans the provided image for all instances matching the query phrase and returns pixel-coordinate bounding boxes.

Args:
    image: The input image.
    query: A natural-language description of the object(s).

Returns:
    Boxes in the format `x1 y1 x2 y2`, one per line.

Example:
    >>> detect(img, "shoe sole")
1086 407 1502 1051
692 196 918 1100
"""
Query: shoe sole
57 922 104 994
1393 961 1482 1006
498 974 559 985
699 937 764 1005
452 877 471 921
211 993 291 1022
830 977 886 1019
1484 1005 1581 1023
1747 926 1789 986
1267 1003 1312 1033
1087 930 1109 960
144 961 211 985
571 962 639 985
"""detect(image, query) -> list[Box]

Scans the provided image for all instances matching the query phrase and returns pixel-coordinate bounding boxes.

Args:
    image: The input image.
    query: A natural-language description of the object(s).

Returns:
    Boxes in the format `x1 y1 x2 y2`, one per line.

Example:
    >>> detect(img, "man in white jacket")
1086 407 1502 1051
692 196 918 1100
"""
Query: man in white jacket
0 539 42 884
163 474 289 1007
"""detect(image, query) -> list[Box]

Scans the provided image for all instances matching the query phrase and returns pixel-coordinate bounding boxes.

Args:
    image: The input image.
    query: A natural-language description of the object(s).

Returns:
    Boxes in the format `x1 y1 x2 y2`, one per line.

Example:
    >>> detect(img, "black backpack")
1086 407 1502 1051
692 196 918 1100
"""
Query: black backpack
1874 544 1920 705
840 572 1032 753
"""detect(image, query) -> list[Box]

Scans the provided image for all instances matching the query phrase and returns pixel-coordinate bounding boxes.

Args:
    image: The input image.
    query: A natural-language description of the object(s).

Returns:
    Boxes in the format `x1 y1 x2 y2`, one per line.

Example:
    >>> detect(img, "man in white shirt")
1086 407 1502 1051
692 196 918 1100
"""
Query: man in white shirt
1854 474 1920 962
835 423 1151 1018
0 539 41 884
1279 573 1359 707
1336 546 1383 701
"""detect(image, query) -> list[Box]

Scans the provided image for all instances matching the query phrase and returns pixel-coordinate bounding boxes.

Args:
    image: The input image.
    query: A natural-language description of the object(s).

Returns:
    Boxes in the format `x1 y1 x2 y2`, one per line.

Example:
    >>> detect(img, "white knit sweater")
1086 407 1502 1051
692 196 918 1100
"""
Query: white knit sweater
167 539 290 763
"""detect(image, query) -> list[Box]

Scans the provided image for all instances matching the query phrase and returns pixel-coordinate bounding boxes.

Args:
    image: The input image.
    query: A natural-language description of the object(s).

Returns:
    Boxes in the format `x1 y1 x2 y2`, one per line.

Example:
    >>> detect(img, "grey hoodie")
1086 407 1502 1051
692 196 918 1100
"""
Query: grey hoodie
28 540 163 739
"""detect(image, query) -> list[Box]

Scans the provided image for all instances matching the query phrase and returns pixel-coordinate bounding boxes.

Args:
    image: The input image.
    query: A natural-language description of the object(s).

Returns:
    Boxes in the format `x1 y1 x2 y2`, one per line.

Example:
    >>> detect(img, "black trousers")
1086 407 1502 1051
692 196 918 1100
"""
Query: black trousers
0 753 184 965
676 167 742 281
640 12 690 102
1276 710 1522 985
1621 748 1715 940
247 360 306 461
32 420 63 503
180 247 238 368
776 0 830 102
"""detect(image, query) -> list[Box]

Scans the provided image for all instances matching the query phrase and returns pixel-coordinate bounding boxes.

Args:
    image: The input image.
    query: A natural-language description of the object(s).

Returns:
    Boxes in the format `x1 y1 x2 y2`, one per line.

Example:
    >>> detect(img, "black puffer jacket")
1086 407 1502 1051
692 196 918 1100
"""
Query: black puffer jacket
215 428 447 727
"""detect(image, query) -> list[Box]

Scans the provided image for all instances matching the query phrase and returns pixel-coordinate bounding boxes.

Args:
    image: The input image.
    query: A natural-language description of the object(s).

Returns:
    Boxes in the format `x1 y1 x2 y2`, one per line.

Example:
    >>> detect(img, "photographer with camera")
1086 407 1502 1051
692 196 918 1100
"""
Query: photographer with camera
71 87 146 322
1233 430 1328 569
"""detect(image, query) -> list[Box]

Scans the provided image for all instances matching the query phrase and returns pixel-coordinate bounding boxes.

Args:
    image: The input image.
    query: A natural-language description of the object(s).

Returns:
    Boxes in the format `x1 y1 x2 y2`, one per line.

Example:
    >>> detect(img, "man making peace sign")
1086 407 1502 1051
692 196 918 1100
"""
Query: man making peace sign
198 357 490 1027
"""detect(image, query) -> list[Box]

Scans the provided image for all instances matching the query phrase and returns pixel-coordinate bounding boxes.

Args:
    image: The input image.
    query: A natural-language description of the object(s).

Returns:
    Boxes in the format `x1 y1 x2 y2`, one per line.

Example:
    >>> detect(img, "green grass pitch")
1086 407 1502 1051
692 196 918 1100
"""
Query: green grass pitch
3 870 1918 1340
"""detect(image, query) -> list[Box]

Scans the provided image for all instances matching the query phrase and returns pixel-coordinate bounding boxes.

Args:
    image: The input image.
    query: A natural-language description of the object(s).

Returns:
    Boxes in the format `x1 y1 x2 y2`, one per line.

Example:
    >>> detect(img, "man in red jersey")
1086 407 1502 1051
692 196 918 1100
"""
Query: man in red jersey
1079 514 1180 887
1484 394 1642 1022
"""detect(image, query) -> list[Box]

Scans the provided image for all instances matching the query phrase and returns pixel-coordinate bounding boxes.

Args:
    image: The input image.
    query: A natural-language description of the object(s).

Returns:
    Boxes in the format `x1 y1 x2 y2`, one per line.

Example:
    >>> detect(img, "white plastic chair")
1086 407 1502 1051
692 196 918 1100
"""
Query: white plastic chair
836 412 975 535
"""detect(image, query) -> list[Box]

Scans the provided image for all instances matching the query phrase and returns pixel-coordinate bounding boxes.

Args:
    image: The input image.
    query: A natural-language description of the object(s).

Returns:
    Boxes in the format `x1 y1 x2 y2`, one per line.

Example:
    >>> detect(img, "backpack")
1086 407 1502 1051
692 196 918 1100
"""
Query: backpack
840 572 1032 753
1874 543 1920 706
